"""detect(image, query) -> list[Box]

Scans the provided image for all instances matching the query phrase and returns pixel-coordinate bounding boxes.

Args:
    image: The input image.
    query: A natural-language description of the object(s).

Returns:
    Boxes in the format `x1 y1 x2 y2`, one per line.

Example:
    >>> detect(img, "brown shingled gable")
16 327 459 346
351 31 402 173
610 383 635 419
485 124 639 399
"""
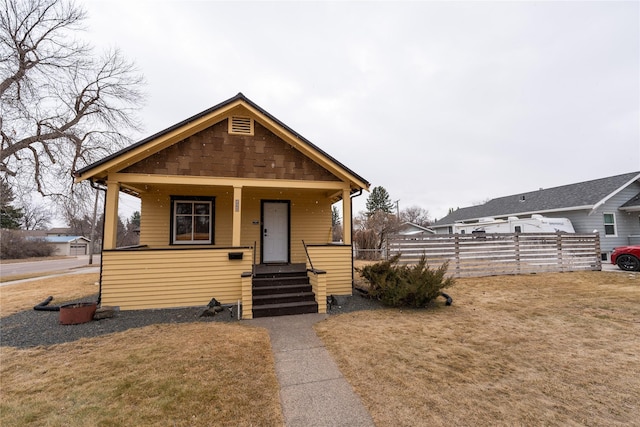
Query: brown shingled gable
120 119 341 181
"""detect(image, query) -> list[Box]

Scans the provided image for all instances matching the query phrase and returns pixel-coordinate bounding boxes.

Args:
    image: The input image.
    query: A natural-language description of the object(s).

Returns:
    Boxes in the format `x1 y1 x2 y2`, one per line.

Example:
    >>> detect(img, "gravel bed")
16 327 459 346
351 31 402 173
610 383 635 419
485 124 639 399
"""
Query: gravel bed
1 291 383 349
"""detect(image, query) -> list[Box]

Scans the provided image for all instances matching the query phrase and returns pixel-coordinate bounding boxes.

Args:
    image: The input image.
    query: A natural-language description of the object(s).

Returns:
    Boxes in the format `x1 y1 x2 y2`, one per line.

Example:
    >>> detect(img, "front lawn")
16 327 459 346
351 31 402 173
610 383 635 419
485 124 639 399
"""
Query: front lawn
316 271 640 426
0 275 283 427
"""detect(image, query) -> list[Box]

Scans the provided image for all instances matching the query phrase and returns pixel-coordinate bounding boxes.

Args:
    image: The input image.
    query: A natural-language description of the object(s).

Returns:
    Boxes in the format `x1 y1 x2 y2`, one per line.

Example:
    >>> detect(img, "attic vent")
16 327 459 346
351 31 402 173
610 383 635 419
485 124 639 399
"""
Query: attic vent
229 116 254 135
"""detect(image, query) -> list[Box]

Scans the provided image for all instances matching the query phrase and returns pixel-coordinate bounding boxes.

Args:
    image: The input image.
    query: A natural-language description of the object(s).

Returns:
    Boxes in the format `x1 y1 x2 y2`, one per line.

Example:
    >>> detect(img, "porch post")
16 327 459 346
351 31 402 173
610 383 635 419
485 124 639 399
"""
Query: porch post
103 181 120 249
232 186 242 246
342 188 352 244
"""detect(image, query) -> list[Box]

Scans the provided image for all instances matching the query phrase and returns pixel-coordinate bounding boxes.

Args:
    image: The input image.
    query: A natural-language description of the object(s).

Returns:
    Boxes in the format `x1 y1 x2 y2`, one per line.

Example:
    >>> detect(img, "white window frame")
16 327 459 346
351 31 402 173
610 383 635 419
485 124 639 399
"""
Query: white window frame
172 198 214 245
603 212 617 237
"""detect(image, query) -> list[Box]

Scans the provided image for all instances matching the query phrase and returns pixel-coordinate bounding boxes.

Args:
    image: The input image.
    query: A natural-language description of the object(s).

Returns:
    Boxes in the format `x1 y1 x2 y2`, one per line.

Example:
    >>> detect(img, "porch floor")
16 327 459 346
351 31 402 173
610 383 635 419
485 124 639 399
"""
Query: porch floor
253 263 307 276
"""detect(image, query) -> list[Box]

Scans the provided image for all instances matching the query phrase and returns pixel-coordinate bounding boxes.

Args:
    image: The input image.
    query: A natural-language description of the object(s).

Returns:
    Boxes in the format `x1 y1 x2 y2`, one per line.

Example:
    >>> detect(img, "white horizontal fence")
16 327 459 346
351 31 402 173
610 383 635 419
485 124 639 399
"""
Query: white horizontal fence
387 233 602 278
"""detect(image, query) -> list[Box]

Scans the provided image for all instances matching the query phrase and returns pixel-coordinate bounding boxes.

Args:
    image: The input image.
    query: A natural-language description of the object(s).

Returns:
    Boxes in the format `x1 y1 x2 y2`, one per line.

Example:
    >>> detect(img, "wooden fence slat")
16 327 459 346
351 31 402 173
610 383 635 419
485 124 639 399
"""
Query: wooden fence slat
385 233 600 277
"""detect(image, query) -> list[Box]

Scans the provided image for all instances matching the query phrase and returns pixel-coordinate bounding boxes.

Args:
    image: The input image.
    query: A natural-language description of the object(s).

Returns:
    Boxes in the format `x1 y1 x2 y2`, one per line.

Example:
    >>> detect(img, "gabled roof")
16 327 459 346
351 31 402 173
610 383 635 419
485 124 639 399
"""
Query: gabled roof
74 93 370 191
620 192 640 211
397 222 434 235
44 236 90 243
434 171 640 226
46 227 72 235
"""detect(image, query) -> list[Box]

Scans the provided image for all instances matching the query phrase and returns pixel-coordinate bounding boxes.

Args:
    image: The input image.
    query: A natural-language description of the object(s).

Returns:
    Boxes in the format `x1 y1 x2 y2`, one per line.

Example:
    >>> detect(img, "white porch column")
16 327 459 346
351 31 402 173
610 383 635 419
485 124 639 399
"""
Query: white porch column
342 188 352 245
103 181 120 249
232 186 242 246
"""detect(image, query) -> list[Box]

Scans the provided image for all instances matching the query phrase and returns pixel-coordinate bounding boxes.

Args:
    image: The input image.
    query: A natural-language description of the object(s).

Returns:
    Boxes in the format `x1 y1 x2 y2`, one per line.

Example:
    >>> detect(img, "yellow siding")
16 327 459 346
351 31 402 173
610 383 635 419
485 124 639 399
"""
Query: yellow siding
101 248 252 310
306 245 353 295
139 186 332 258
140 186 235 247
309 271 327 314
241 273 253 319
139 191 170 246
239 188 333 263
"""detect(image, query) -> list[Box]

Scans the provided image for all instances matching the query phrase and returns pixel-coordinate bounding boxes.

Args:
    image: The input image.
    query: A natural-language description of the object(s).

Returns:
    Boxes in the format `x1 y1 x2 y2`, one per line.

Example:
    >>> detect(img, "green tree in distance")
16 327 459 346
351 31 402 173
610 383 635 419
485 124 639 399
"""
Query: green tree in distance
366 186 394 216
0 178 23 229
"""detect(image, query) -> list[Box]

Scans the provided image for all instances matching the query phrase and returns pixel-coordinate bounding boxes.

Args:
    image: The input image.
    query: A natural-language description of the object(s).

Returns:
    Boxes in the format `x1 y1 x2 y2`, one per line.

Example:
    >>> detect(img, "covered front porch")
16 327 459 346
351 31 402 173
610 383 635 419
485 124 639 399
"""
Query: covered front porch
102 175 354 253
97 176 356 318
100 243 353 319
73 94 370 318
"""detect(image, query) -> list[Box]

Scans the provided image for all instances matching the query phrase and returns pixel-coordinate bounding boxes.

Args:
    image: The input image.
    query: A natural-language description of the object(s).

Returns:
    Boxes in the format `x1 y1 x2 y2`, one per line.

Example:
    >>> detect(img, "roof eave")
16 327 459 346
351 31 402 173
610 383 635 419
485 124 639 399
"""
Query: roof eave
589 172 640 214
436 205 595 226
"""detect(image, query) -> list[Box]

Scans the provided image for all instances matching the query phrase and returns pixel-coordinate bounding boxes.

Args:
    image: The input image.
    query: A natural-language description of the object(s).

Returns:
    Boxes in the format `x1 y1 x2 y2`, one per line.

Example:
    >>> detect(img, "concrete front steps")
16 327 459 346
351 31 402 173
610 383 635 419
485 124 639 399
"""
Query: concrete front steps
252 264 318 318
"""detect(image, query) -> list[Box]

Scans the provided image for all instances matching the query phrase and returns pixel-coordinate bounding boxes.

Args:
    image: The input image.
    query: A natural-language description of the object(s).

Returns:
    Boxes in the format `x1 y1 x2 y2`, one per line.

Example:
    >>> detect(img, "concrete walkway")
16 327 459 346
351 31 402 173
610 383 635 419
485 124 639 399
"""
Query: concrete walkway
249 313 375 427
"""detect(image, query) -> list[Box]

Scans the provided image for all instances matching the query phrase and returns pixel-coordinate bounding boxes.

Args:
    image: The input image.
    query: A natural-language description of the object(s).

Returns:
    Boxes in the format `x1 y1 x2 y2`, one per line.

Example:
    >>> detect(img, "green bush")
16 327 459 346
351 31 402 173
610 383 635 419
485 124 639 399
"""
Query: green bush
358 254 454 308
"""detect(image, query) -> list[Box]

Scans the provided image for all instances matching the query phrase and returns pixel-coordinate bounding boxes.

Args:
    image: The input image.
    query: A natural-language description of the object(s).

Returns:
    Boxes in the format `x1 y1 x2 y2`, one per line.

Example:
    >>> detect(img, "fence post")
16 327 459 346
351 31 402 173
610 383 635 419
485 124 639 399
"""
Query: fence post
454 234 461 277
594 233 602 271
385 237 389 261
514 233 520 274
556 232 564 272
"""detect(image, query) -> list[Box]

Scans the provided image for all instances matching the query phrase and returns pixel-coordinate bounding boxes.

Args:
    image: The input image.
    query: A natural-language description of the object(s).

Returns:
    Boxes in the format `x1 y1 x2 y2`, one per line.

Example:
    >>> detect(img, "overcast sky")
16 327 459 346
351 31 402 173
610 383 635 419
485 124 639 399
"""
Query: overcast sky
81 0 639 221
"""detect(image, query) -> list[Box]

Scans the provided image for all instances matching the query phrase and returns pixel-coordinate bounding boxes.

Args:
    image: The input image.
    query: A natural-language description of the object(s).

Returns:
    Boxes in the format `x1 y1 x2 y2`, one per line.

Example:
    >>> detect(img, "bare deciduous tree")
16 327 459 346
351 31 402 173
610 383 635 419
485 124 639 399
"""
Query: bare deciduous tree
19 197 51 230
0 0 144 199
354 210 400 260
400 205 431 227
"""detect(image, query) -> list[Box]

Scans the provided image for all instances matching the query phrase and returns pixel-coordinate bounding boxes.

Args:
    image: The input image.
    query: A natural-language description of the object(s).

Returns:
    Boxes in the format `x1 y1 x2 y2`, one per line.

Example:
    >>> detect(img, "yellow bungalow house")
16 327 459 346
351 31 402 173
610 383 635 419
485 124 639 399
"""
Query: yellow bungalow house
74 93 370 319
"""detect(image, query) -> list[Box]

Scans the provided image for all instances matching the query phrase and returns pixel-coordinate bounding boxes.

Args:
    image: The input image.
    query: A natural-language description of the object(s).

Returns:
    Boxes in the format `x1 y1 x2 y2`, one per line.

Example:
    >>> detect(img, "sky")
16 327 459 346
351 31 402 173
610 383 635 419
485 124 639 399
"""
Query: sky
79 0 640 222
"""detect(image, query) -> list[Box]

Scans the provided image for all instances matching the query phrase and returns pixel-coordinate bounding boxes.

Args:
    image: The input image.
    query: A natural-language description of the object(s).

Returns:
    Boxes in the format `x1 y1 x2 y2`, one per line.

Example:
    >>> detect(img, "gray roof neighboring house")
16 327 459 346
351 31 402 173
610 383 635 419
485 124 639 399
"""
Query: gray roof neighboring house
44 236 90 244
46 228 73 236
24 234 90 243
397 222 435 235
620 192 640 211
434 171 640 226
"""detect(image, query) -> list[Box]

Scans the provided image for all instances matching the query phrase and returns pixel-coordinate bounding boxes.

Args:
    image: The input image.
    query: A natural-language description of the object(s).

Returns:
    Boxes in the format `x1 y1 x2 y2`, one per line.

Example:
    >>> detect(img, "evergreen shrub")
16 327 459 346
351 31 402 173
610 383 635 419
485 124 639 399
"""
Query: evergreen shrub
358 254 454 308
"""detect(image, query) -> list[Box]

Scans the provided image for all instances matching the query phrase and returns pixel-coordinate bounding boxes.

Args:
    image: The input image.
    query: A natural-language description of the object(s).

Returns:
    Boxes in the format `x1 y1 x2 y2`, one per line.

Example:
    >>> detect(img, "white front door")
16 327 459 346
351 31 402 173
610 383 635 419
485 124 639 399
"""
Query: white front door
262 201 289 263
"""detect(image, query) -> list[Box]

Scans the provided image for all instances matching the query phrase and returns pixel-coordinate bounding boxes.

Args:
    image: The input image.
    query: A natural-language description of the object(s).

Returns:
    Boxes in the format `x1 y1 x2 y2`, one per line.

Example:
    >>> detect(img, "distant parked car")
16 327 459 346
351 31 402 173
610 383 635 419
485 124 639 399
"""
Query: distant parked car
611 246 640 271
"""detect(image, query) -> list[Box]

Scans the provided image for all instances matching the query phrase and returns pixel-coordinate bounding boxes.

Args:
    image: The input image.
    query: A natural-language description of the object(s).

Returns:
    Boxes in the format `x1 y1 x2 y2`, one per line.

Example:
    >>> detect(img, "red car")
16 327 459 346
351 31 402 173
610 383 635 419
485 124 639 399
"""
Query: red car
611 246 640 271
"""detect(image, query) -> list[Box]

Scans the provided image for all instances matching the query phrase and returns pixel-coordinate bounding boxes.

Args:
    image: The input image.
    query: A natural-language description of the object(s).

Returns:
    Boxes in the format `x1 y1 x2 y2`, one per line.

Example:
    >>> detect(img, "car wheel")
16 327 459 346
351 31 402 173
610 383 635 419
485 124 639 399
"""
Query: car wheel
616 254 640 271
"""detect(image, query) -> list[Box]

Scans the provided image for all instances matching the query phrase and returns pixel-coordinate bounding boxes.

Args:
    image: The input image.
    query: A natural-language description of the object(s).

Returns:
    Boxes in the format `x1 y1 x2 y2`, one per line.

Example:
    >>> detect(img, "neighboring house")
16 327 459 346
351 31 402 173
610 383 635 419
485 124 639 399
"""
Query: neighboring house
432 171 640 260
45 229 94 255
47 228 73 236
396 222 434 237
12 229 90 256
74 93 370 318
45 235 91 256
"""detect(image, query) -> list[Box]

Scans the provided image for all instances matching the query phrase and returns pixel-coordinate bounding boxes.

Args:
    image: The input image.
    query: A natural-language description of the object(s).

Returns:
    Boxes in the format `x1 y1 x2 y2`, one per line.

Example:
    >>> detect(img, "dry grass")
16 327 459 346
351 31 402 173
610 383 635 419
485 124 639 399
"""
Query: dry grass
5 266 638 426
1 273 283 426
0 271 71 283
316 271 640 426
1 256 71 264
1 323 283 426
0 273 100 317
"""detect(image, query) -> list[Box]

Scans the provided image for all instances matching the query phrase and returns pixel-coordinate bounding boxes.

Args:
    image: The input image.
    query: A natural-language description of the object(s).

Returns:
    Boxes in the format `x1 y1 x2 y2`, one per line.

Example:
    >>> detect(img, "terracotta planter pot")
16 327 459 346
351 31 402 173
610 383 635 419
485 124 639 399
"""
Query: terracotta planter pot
59 302 97 325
